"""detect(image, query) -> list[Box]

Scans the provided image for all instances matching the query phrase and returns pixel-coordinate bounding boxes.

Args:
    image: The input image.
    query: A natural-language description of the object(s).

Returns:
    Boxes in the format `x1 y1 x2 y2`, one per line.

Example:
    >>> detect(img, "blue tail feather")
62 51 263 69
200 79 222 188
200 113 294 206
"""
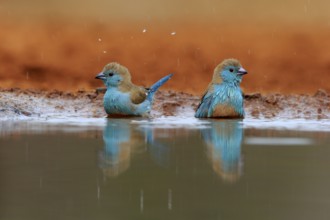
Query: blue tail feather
147 73 173 101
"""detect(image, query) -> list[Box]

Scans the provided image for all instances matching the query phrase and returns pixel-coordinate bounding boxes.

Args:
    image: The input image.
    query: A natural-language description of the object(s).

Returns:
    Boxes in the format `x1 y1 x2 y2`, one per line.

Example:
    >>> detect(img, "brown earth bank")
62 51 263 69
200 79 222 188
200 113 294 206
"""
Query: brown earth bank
0 88 329 120
1 20 330 95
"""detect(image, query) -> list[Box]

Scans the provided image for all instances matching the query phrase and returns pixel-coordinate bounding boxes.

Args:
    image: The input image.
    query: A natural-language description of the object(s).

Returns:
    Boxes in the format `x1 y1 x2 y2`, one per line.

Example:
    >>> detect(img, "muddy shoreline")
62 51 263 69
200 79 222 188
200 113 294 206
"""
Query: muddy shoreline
0 88 329 120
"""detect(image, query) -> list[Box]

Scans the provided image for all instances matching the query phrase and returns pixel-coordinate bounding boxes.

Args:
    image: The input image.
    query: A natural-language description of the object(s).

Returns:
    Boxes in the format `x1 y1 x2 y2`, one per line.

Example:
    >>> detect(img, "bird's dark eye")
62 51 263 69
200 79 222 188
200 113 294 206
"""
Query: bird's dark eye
229 68 234 73
109 73 114 77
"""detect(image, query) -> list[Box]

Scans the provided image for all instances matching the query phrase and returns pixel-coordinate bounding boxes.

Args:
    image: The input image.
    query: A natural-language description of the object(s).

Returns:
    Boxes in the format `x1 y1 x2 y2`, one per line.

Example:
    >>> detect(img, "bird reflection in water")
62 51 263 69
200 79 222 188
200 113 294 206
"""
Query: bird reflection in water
99 119 143 178
202 120 243 182
99 119 170 178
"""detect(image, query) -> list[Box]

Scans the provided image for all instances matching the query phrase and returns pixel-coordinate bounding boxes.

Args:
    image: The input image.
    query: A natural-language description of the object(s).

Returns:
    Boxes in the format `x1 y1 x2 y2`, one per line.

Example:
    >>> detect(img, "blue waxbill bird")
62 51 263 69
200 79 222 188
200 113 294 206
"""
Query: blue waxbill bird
195 58 248 118
96 62 173 117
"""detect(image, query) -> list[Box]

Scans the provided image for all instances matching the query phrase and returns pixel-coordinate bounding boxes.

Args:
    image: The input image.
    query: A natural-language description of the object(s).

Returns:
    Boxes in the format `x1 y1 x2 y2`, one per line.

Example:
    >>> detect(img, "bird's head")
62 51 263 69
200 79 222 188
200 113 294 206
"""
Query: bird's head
212 59 247 85
95 62 132 87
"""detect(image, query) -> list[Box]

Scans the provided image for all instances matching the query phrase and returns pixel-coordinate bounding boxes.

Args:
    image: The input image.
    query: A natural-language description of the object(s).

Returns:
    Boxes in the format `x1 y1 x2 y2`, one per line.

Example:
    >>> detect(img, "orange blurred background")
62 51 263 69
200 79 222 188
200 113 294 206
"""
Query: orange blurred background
0 0 330 94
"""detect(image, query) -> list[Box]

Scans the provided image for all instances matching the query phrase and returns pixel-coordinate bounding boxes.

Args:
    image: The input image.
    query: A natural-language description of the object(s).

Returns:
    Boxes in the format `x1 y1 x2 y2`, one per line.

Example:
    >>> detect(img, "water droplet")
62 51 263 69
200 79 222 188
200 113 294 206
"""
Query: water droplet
171 32 176 36
142 29 147 33
168 189 172 210
103 50 107 54
140 189 144 213
97 185 101 200
98 38 102 42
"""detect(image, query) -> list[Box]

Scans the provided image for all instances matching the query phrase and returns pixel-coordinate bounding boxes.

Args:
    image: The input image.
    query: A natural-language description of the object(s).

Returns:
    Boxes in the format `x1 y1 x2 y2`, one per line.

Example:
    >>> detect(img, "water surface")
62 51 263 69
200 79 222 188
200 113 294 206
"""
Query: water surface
1 118 330 220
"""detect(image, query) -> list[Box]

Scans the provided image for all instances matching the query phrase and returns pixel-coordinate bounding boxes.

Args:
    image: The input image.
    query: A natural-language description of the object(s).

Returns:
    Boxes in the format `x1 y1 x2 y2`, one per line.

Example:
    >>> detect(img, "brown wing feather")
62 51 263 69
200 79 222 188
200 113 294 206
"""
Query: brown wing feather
130 86 147 104
119 81 147 105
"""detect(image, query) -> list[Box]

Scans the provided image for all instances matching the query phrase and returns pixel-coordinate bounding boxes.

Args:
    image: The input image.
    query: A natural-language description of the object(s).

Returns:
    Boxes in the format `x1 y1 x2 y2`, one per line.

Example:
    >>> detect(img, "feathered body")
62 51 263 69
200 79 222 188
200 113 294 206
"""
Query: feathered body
96 62 173 117
195 59 248 118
